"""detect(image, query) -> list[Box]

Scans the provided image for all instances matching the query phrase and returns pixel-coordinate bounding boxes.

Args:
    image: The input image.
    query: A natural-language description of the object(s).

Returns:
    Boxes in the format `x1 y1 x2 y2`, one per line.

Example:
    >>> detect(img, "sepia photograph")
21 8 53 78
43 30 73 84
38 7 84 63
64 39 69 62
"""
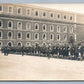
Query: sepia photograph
0 3 84 80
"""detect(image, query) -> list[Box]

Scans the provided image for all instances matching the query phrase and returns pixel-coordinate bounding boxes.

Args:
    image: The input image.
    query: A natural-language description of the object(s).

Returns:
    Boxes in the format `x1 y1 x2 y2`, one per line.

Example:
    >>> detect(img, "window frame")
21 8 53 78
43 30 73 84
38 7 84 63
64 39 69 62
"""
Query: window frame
42 24 47 31
7 31 13 39
17 32 22 39
0 20 3 28
57 34 60 41
34 33 39 40
34 23 39 30
8 6 13 14
17 7 22 15
26 32 31 40
7 21 13 29
17 22 22 29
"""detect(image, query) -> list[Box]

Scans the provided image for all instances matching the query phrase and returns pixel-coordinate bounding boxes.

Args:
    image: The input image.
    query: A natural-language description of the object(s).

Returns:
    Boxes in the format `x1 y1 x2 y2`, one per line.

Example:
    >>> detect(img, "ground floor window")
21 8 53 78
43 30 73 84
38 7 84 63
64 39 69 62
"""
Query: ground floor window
17 42 22 46
0 41 3 46
8 41 13 47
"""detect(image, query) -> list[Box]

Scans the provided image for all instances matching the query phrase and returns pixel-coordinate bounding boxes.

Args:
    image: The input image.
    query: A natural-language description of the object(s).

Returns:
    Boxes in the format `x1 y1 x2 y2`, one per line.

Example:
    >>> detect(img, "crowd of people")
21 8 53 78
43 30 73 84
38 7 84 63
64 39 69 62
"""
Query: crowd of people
1 44 84 61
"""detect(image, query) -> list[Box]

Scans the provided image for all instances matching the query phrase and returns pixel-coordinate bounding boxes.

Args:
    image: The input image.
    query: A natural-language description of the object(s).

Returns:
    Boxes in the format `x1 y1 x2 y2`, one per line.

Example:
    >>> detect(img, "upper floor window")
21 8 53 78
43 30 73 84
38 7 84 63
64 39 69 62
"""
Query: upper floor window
17 22 22 29
34 33 39 40
50 25 54 32
26 9 31 15
8 6 13 13
57 34 60 41
57 14 60 19
35 11 38 16
8 21 13 28
64 35 67 41
35 23 39 30
26 23 31 30
43 12 46 17
50 13 54 18
57 25 60 32
17 8 22 14
42 24 47 31
17 32 22 39
70 16 72 20
7 31 12 39
0 5 2 11
0 20 3 28
26 33 31 39
0 31 3 39
50 34 54 40
42 33 46 40
70 26 73 33
63 26 67 32
64 15 66 19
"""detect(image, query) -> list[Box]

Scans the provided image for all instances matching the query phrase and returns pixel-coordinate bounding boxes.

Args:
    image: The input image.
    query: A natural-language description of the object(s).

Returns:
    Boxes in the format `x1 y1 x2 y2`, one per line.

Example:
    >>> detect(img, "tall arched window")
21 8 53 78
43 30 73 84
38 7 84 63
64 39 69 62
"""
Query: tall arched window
0 20 3 28
26 33 31 39
8 31 12 39
35 23 39 30
50 25 54 32
57 25 60 32
50 34 54 40
17 32 22 39
34 33 39 40
42 24 47 31
26 23 31 30
42 33 46 40
0 5 2 11
57 34 60 41
17 8 22 14
8 21 13 28
35 11 38 16
0 31 2 39
17 22 22 29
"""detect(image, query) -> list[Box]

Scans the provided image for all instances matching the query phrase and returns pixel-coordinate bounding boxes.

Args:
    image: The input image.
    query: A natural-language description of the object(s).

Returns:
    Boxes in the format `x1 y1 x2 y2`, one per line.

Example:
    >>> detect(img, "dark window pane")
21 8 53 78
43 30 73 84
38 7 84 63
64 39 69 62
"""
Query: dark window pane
18 8 21 14
0 32 1 37
27 34 29 38
0 6 2 11
18 33 21 38
18 43 21 46
8 42 11 46
9 22 12 27
8 32 11 37
51 35 52 39
43 12 46 16
35 11 38 16
64 16 66 19
0 21 1 27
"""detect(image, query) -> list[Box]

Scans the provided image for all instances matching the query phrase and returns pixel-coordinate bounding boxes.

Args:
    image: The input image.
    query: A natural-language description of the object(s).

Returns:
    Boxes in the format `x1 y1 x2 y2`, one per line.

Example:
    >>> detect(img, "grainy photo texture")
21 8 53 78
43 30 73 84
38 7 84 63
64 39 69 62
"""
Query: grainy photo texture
0 3 84 80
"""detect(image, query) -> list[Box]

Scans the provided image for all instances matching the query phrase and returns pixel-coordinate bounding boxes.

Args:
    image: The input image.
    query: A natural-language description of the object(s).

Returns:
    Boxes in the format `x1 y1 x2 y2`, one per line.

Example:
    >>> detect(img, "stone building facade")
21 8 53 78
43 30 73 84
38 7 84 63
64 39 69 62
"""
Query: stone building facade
0 3 83 47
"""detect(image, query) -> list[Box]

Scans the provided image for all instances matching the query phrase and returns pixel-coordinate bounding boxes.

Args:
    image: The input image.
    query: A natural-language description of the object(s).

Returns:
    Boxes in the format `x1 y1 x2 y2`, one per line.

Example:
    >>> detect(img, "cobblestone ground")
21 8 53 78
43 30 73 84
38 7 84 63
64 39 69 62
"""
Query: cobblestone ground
0 52 84 80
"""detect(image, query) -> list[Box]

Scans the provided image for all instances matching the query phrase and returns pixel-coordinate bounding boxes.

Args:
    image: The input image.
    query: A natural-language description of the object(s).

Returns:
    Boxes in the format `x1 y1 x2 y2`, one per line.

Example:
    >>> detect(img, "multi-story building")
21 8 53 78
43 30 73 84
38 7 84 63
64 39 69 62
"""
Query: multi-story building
0 3 84 47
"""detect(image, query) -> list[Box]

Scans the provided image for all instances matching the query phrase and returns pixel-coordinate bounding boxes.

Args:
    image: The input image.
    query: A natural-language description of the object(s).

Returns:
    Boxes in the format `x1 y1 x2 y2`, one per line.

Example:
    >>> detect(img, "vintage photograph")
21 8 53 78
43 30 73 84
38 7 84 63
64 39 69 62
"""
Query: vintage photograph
0 3 84 80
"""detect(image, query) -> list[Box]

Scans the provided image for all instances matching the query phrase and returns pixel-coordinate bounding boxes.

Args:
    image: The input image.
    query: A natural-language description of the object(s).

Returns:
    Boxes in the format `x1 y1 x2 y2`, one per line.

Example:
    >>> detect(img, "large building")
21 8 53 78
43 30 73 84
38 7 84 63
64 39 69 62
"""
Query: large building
0 3 84 47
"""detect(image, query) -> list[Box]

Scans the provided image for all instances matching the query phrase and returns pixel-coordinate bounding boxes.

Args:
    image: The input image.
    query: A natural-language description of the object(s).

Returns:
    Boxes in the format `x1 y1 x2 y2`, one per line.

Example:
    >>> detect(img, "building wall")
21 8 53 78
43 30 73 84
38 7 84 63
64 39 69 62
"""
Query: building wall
0 4 77 47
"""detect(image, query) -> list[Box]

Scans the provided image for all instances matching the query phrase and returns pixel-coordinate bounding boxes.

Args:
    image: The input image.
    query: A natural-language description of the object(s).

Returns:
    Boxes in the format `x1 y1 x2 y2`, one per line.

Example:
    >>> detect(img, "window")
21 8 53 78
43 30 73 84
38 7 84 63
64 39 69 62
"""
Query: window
8 6 13 13
57 14 60 19
35 11 38 16
70 16 72 20
35 23 39 30
0 20 3 28
26 42 31 46
34 42 39 46
0 31 2 38
63 26 67 32
42 42 47 46
57 34 60 41
0 41 3 46
17 8 22 14
43 12 46 16
64 15 66 19
8 31 12 39
42 33 46 40
34 33 39 40
8 21 13 28
26 33 31 39
64 35 67 41
17 42 22 46
26 9 31 15
42 24 47 31
50 34 54 40
8 42 13 47
70 27 73 33
17 32 22 39
57 25 60 32
17 22 22 29
26 23 31 30
50 25 54 32
0 5 2 11
50 13 53 18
